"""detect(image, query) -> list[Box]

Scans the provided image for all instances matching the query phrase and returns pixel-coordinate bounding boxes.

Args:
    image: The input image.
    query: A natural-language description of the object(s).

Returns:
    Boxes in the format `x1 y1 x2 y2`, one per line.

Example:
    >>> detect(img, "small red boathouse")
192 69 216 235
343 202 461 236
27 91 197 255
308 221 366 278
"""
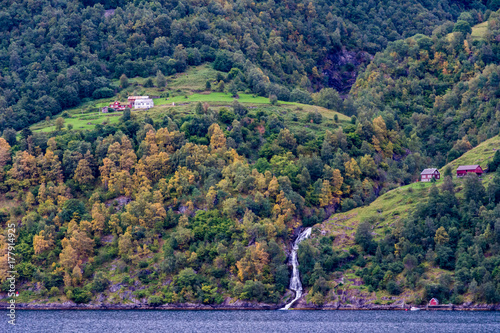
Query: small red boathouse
429 298 439 306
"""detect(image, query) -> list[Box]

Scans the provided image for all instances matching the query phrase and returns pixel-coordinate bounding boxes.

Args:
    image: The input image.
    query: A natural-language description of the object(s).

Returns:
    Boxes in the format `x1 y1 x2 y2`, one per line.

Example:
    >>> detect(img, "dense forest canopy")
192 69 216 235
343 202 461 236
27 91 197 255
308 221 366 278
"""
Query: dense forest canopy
0 0 486 131
1 0 500 308
352 10 500 167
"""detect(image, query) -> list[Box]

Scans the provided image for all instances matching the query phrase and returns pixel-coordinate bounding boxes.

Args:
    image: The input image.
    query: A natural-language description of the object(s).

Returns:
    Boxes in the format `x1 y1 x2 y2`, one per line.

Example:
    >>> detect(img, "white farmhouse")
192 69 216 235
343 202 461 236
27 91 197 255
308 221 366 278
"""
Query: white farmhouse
133 98 154 109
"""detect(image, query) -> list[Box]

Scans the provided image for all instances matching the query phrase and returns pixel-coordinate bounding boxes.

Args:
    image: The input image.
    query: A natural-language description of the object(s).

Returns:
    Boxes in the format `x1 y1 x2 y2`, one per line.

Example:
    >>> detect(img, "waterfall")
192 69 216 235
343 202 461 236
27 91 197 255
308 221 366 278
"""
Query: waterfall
280 227 312 310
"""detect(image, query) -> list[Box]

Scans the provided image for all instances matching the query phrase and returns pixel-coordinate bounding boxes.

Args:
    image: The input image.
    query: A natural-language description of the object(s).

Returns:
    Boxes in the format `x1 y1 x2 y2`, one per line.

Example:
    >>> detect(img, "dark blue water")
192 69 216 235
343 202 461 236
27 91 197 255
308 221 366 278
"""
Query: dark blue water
1 310 499 332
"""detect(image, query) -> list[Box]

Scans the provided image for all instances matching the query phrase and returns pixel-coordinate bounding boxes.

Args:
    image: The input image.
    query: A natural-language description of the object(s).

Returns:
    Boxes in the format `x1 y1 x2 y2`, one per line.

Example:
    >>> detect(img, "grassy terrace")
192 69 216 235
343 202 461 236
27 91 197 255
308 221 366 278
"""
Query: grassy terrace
316 134 500 250
471 21 488 41
30 64 350 133
153 92 298 105
31 112 122 132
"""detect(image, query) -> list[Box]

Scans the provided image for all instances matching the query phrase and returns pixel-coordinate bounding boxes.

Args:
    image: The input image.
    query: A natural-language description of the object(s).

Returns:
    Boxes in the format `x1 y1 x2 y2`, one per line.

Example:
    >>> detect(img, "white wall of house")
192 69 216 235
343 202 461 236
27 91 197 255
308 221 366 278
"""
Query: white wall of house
133 98 154 109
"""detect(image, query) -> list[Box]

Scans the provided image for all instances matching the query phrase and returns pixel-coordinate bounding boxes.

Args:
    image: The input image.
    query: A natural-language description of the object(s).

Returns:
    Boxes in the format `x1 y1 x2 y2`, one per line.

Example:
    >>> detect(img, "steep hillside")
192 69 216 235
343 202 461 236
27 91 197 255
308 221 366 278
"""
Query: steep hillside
2 0 500 310
351 10 500 170
314 134 500 250
0 0 481 132
301 136 500 307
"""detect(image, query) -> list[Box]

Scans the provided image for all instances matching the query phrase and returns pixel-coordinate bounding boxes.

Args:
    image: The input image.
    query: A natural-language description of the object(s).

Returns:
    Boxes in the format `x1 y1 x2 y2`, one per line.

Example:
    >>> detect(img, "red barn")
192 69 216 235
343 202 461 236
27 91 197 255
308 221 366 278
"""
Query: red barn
420 168 440 182
109 101 132 111
456 165 483 177
429 298 439 306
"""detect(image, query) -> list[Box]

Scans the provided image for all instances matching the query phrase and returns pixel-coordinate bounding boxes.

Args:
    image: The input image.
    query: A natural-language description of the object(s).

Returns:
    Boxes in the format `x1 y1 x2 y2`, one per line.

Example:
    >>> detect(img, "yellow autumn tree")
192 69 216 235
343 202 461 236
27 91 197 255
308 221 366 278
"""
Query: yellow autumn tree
319 180 334 207
118 229 134 256
206 186 217 208
59 238 78 270
39 149 63 183
434 226 450 245
70 229 95 259
91 202 107 235
0 138 11 181
209 123 226 150
266 176 279 198
99 157 115 190
272 191 296 221
236 242 270 281
73 159 94 185
72 265 82 286
344 158 361 179
8 151 39 185
33 230 54 254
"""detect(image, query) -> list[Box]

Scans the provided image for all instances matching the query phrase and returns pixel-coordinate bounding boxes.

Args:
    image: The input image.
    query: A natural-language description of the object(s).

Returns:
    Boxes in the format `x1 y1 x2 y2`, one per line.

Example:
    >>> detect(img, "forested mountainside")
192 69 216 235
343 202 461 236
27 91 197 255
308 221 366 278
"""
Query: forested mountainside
351 10 500 167
306 148 500 307
0 0 482 131
1 0 500 309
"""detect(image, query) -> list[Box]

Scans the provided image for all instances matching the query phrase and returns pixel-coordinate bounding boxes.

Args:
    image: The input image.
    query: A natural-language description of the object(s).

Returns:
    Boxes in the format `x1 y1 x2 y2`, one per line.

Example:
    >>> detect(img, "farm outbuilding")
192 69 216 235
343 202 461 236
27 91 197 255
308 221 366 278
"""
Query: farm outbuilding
456 165 483 177
429 298 439 306
109 101 131 111
420 168 440 182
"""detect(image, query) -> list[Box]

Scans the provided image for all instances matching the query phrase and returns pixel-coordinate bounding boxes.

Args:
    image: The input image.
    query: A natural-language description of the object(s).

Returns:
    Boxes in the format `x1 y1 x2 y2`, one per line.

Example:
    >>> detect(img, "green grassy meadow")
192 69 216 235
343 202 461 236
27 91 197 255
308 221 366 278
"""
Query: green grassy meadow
318 134 500 249
30 64 350 133
471 21 488 40
31 112 122 132
440 134 500 173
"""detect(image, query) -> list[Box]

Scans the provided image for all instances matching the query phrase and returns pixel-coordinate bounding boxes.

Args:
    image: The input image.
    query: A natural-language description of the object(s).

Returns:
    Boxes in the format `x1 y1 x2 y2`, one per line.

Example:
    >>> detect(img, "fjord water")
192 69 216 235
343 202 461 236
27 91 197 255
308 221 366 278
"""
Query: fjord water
281 227 312 310
2 310 499 332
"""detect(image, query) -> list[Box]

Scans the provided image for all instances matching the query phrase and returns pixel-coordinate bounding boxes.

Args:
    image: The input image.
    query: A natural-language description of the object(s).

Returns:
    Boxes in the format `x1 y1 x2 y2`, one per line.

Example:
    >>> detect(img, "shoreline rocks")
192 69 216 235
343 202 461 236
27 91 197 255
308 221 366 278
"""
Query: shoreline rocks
2 301 499 311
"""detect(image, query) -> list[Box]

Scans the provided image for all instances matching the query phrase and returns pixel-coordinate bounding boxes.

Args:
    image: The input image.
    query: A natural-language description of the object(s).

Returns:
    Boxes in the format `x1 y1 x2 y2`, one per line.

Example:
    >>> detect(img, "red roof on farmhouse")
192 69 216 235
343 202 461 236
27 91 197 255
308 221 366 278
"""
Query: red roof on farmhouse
457 165 480 171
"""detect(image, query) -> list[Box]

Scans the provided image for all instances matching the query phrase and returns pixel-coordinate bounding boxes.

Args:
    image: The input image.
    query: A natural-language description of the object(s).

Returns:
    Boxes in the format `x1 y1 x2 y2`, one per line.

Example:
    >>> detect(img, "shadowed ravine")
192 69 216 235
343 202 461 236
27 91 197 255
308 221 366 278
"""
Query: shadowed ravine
281 227 312 310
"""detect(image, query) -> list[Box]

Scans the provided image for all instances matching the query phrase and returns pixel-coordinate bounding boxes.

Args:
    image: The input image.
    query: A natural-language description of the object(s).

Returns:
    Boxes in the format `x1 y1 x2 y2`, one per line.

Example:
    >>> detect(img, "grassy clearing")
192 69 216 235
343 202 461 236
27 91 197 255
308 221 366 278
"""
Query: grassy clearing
317 135 500 247
32 112 122 132
440 134 500 173
471 21 488 41
29 63 350 133
154 92 280 105
109 65 221 91
166 65 221 90
446 20 488 42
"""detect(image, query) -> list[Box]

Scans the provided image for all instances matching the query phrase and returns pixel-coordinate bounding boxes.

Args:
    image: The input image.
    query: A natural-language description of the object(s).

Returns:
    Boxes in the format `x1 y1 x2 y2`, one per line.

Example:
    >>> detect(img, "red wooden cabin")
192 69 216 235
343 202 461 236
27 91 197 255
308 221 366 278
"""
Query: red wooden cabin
456 165 483 177
420 168 440 182
109 101 132 111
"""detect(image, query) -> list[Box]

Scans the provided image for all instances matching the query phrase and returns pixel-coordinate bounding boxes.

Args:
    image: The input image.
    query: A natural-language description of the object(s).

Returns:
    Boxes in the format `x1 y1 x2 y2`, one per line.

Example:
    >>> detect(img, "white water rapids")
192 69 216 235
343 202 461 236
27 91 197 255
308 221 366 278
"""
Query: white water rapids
280 227 312 310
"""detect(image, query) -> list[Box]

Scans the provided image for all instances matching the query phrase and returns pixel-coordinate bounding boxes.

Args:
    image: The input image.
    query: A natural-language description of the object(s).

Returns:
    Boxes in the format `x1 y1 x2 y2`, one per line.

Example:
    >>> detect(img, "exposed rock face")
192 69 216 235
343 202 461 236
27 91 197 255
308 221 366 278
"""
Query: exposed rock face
321 49 372 94
4 297 500 311
2 287 499 311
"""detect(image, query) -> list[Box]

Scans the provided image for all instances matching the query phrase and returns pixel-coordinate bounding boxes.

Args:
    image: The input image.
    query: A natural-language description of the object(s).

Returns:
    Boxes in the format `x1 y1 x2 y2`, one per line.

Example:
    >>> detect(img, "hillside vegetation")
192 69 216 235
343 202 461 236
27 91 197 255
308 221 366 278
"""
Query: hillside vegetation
30 64 349 133
2 1 500 309
0 0 483 132
303 136 500 307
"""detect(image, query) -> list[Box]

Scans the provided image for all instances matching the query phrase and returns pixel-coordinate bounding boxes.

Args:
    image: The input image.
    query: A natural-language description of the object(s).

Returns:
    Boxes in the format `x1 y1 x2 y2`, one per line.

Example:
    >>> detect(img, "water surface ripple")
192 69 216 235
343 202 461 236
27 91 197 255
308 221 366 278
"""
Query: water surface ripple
1 310 499 333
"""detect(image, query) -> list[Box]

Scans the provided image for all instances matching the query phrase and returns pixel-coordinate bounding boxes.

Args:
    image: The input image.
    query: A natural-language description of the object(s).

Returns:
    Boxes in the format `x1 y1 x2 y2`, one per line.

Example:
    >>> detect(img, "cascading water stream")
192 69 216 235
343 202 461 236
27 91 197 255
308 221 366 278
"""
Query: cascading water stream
280 227 312 310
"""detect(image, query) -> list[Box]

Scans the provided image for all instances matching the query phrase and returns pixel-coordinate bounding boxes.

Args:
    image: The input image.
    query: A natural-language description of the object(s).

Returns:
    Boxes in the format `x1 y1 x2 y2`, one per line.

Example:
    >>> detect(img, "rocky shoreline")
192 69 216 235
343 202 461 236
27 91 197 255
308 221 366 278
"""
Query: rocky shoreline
2 300 499 311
